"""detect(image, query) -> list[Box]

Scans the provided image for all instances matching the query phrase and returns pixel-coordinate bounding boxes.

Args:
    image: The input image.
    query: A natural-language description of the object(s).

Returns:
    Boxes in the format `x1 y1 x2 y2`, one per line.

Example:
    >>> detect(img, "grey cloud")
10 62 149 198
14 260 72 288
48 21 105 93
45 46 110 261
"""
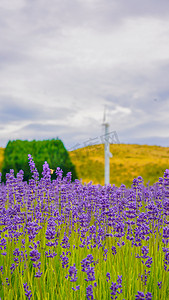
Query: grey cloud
120 119 169 138
4 0 168 42
0 96 77 125
0 97 37 123
22 123 70 133
12 122 90 150
0 50 29 69
121 136 169 147
0 0 169 148
22 0 86 37
1 1 169 43
112 0 169 20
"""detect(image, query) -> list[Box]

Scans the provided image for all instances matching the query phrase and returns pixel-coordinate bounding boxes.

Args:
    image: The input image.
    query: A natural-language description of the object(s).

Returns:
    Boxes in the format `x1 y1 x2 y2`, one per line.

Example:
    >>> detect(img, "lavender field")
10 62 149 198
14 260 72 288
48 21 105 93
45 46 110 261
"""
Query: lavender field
0 155 169 299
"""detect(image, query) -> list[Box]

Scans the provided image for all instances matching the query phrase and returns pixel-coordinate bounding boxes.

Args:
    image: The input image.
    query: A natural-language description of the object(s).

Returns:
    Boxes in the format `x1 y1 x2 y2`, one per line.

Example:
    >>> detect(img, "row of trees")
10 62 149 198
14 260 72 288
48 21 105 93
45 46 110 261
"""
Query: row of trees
1 138 78 182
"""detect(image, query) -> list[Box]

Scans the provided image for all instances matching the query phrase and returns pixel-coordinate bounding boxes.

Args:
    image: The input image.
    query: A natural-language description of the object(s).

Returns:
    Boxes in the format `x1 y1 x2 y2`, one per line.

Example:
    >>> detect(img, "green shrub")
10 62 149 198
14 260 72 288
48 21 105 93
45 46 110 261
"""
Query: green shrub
1 138 78 182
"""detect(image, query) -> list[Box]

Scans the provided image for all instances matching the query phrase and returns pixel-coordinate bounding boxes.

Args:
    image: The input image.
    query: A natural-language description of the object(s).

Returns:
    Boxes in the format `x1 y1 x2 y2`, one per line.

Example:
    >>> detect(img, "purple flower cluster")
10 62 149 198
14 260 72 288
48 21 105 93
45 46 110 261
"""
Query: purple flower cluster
29 248 40 262
137 246 153 269
29 241 42 277
23 283 32 300
68 263 78 282
0 157 169 299
28 154 39 182
72 285 80 291
45 249 57 258
60 251 70 268
110 275 122 300
81 254 96 282
135 291 152 300
86 284 95 300
111 246 117 255
163 247 169 271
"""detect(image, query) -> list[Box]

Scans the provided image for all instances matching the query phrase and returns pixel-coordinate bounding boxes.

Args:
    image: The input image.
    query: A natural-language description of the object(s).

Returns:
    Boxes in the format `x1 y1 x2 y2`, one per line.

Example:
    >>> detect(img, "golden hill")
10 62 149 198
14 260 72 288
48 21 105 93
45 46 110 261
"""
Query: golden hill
69 143 169 187
0 144 169 187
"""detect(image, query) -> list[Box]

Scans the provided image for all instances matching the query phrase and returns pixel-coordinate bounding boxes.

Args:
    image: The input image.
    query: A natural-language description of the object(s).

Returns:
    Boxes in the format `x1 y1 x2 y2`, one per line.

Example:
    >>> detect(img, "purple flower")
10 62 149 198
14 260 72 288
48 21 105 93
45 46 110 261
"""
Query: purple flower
0 238 6 250
23 283 32 300
163 226 169 240
103 248 108 261
60 254 69 268
33 261 41 268
110 275 122 299
141 246 149 259
6 278 9 286
111 246 117 255
45 249 57 258
55 167 63 183
10 263 16 274
86 254 94 264
110 282 119 297
60 234 70 249
85 266 95 282
106 272 111 282
13 248 20 256
89 225 96 235
86 285 94 300
163 248 169 271
72 285 80 291
81 255 94 272
68 264 78 282
29 249 40 262
34 270 42 278
135 291 145 300
117 275 122 285
28 154 39 181
45 227 56 240
145 292 152 300
145 257 153 268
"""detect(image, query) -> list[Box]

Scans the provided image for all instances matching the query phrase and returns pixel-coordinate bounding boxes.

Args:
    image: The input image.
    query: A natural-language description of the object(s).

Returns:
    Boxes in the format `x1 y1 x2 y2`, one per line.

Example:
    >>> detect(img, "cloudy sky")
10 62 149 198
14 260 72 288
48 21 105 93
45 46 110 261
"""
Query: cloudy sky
1 0 169 150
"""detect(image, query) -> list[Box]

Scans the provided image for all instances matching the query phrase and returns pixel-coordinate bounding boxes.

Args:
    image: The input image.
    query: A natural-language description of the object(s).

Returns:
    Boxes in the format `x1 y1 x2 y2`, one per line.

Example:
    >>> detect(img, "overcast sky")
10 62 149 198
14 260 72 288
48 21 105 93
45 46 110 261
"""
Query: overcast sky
1 0 169 150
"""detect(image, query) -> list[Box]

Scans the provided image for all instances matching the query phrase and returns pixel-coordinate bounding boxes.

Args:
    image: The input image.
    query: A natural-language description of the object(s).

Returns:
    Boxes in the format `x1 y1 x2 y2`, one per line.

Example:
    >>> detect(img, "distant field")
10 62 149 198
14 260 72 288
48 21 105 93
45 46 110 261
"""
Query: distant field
69 143 169 187
0 144 169 187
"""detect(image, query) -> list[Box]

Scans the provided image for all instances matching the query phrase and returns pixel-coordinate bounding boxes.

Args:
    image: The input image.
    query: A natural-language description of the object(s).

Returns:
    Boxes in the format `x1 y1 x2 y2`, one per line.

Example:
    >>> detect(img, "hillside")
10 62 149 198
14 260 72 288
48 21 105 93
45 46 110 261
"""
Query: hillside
69 143 169 187
0 144 169 187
